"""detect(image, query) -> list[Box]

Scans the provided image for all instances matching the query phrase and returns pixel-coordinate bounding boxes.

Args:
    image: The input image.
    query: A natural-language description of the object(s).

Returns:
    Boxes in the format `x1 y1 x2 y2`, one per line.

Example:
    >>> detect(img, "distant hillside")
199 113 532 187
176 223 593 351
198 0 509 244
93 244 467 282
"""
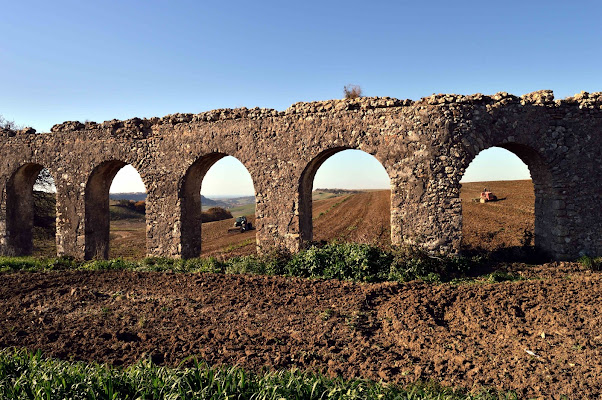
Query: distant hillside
214 196 255 208
201 196 219 206
109 200 145 221
110 192 219 206
313 189 361 195
201 195 255 210
110 193 147 202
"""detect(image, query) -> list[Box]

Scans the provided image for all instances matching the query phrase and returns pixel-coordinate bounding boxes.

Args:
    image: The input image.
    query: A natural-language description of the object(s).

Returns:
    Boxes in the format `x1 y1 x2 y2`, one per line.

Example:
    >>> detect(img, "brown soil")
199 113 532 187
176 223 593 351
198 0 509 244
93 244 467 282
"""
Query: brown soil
199 216 258 258
460 180 534 252
312 191 390 246
105 190 392 259
198 190 392 259
109 220 147 259
11 181 602 397
1 266 601 398
101 182 535 260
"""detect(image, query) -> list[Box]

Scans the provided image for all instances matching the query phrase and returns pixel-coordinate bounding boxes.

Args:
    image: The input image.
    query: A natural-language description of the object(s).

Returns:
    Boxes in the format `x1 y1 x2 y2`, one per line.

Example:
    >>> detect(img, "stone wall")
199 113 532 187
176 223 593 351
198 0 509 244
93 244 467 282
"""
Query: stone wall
1 90 600 260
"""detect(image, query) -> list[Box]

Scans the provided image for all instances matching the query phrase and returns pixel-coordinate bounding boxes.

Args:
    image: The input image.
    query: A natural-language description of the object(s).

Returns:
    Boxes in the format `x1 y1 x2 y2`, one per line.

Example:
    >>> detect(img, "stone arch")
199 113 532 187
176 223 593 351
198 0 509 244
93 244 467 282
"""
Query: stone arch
460 142 556 255
6 163 56 256
85 160 147 259
179 153 256 258
298 147 391 246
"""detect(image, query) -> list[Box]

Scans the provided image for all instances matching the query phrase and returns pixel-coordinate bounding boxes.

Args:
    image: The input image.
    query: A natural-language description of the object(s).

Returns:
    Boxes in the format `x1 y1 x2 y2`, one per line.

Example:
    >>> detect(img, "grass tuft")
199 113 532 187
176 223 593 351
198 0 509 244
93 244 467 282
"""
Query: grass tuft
0 348 516 399
578 255 602 271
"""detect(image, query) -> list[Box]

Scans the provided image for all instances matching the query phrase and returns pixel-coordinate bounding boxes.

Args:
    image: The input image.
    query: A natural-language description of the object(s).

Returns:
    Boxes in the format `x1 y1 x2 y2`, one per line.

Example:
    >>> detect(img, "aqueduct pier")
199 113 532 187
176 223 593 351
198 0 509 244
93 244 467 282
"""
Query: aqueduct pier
1 90 600 260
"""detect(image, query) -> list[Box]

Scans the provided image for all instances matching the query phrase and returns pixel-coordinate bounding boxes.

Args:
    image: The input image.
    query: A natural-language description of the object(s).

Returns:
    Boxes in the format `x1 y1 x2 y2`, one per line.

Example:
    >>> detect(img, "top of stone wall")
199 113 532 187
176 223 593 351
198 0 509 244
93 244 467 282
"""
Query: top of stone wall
5 90 602 138
1 126 37 138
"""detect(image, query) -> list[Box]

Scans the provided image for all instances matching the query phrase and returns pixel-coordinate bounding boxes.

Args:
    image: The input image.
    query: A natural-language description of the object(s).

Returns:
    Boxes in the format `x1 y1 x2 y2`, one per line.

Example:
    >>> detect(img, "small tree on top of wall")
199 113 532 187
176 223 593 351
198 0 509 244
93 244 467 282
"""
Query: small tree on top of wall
343 84 363 99
0 114 19 130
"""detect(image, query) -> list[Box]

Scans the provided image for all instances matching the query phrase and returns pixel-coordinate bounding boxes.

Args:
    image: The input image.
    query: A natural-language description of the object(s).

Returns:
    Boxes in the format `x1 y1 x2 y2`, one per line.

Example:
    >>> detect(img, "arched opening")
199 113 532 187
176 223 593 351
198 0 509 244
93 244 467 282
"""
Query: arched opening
460 144 554 257
108 165 147 259
180 154 256 259
299 148 391 247
85 162 146 260
6 164 57 256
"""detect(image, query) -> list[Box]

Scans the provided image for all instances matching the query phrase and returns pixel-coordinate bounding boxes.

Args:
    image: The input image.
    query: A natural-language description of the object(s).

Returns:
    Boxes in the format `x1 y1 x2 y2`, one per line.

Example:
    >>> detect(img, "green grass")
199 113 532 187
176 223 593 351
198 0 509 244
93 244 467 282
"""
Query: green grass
485 270 523 283
578 255 602 271
227 203 256 218
0 243 486 284
0 348 516 400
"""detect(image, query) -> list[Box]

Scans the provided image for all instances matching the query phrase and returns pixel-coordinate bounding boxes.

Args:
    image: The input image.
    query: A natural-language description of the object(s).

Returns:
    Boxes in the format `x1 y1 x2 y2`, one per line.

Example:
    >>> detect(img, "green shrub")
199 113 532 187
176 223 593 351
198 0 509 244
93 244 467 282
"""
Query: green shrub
0 256 45 272
261 249 291 275
184 257 224 273
486 270 522 283
82 258 137 271
140 256 177 271
225 255 266 274
221 250 291 276
201 206 233 223
286 243 392 282
46 256 78 270
0 243 481 283
388 246 477 282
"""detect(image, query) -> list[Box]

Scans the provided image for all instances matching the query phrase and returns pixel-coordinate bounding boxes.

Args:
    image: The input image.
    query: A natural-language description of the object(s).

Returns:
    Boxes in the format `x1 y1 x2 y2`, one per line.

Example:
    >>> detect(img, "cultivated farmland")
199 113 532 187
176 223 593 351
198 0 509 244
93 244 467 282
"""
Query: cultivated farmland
4 179 601 398
103 180 537 259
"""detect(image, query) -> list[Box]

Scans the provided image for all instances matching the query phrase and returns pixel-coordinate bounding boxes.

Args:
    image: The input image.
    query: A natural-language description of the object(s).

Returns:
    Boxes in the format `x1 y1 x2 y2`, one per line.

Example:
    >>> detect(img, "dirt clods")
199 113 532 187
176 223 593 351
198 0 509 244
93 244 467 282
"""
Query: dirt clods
1 267 601 398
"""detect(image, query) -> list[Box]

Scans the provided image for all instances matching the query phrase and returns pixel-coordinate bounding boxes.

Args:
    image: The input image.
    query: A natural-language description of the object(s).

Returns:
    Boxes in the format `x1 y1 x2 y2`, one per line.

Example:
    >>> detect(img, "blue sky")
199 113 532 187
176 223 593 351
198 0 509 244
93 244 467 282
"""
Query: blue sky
3 1 600 195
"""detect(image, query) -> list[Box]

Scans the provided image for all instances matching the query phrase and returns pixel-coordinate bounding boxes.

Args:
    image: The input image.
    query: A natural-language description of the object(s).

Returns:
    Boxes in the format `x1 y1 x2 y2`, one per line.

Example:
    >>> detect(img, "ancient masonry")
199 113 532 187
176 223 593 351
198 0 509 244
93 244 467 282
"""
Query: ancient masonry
1 90 600 260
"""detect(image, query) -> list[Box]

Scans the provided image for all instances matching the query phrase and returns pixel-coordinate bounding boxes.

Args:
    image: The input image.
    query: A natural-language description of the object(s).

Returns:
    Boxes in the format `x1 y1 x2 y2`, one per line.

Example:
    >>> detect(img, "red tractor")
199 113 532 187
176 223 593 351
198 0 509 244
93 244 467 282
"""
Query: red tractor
479 188 498 203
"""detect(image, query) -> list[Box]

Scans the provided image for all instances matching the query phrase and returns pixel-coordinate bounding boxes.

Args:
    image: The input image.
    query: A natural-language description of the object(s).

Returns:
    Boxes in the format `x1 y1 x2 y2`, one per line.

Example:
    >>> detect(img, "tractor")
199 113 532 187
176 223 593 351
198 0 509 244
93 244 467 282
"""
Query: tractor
471 188 498 203
479 188 498 203
228 216 253 233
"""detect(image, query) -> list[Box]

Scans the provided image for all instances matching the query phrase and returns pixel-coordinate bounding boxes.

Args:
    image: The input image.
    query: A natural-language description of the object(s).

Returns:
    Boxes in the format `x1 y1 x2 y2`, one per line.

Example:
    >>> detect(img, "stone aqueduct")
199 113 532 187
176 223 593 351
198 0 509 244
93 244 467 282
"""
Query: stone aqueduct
1 90 600 260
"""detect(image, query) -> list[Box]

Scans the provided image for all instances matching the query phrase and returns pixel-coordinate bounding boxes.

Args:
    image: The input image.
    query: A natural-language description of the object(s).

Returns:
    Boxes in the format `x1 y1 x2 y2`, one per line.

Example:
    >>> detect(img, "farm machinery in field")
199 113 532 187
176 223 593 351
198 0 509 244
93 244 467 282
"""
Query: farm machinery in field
472 188 498 203
227 216 254 233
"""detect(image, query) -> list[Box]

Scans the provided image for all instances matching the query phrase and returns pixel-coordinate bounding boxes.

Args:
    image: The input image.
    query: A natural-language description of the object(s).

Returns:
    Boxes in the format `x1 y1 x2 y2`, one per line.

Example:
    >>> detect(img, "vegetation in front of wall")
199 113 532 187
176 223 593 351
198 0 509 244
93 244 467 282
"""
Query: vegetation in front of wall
578 255 602 271
0 242 491 284
0 348 517 400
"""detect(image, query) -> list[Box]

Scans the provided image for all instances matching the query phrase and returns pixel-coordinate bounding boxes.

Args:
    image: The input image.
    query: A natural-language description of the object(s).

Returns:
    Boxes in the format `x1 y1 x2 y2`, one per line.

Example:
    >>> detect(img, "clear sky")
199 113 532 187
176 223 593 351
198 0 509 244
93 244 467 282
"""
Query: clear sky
4 1 600 195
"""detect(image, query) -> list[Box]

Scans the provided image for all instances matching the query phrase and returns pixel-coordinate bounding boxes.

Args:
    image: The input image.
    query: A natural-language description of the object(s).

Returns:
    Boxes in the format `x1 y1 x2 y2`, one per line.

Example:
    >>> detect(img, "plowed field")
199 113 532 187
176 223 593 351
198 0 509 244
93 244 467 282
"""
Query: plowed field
461 180 534 252
108 181 535 259
1 264 601 398
193 190 392 259
107 190 393 260
14 180 601 397
312 191 390 246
